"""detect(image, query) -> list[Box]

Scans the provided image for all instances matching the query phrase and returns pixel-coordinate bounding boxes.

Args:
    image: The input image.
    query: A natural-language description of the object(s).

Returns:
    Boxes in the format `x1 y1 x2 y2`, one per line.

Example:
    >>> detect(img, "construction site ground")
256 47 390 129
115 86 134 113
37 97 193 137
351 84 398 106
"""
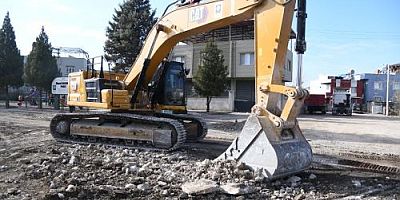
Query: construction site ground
0 104 399 199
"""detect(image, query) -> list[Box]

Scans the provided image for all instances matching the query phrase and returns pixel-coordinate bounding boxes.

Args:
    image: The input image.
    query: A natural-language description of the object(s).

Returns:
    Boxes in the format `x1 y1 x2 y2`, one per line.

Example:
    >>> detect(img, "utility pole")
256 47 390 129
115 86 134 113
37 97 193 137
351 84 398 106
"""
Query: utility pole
386 64 390 116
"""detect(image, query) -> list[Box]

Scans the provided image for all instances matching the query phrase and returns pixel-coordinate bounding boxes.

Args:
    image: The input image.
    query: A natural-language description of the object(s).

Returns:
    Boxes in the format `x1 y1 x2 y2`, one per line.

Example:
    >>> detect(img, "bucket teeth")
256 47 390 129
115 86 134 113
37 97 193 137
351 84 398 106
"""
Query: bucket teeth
217 115 312 180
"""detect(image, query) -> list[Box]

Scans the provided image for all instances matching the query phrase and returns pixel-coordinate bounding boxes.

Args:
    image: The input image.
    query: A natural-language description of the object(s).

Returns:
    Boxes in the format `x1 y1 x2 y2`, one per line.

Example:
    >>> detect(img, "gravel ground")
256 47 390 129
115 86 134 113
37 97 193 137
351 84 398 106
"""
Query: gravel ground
0 107 399 199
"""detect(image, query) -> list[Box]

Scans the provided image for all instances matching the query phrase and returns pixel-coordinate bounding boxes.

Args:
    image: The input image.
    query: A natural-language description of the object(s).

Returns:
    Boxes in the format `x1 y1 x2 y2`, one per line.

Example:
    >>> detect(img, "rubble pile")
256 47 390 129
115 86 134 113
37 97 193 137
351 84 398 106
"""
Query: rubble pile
0 144 324 199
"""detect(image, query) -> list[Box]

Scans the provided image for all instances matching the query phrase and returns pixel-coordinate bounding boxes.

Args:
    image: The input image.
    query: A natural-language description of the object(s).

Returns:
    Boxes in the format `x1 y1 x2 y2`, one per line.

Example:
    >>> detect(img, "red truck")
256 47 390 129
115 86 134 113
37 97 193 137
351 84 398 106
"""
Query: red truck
303 94 327 114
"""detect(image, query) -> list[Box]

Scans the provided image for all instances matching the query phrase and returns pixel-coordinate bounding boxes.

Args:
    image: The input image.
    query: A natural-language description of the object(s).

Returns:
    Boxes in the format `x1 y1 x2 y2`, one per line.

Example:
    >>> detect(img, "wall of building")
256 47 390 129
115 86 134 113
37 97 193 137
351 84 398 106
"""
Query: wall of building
234 40 255 78
171 44 193 78
172 40 293 80
187 96 233 112
192 41 232 77
171 39 293 112
361 73 400 102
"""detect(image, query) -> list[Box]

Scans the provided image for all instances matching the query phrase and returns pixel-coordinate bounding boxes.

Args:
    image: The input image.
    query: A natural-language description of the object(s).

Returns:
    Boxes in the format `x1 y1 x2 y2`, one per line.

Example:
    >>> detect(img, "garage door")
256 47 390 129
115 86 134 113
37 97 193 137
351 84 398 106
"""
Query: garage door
235 80 255 112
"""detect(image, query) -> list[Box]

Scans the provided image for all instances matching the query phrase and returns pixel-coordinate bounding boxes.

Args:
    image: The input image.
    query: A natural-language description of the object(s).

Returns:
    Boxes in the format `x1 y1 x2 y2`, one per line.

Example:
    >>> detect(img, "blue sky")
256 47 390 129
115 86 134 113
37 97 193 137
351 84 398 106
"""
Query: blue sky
0 0 399 85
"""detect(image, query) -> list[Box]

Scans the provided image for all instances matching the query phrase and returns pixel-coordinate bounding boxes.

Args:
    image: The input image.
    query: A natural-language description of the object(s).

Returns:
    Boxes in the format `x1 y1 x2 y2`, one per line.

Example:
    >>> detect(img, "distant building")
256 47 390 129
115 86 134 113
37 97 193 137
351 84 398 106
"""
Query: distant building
309 75 331 95
324 73 366 112
361 73 400 103
16 55 87 99
56 56 87 77
171 21 294 112
23 56 87 77
310 66 400 114
360 73 400 114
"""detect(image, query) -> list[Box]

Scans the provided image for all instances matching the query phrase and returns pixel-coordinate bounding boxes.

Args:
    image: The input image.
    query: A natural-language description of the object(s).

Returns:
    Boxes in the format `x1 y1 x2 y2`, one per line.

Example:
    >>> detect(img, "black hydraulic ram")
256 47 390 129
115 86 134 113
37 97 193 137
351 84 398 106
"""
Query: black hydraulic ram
295 0 307 54
295 0 307 88
131 58 151 107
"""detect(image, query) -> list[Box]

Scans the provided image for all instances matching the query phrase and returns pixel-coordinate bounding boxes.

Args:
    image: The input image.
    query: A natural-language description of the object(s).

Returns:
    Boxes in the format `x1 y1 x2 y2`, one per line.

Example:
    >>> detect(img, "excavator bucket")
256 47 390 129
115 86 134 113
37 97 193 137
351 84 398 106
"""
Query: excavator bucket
217 115 312 180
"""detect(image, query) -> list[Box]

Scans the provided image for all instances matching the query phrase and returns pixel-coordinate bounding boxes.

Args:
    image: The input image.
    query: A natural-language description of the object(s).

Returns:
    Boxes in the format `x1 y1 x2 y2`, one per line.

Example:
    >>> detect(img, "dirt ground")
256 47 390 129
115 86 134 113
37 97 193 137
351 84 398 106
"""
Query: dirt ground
0 106 399 199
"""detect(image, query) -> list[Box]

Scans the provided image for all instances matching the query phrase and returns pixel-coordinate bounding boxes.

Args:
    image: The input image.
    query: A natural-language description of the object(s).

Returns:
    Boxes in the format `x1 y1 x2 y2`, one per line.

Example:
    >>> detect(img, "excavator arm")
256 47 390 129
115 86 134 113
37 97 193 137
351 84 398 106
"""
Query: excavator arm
121 0 312 179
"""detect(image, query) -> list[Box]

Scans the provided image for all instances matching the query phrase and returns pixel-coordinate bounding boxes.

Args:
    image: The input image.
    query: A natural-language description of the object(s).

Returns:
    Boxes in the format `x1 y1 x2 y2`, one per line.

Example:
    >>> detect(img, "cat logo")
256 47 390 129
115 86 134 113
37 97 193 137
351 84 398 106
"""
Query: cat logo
215 3 223 18
190 6 208 23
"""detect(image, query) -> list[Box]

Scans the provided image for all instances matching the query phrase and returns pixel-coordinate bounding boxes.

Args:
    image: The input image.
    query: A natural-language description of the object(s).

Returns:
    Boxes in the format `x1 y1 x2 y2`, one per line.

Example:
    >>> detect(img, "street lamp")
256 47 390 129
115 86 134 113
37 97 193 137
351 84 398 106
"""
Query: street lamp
385 64 389 116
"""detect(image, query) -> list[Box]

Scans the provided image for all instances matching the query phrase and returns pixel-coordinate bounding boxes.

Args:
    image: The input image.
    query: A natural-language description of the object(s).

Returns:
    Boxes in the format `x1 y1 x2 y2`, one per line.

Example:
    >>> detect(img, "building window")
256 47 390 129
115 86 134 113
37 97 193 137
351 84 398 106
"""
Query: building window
66 66 75 74
239 52 254 66
335 79 341 88
374 81 383 90
374 96 382 102
351 88 357 95
351 80 357 87
173 56 185 63
393 82 400 90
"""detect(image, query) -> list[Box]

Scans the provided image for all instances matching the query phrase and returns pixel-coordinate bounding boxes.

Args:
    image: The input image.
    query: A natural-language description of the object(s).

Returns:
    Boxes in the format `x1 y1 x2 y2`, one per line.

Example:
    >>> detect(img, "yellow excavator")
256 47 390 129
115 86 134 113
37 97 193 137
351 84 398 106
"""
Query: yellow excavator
50 0 312 179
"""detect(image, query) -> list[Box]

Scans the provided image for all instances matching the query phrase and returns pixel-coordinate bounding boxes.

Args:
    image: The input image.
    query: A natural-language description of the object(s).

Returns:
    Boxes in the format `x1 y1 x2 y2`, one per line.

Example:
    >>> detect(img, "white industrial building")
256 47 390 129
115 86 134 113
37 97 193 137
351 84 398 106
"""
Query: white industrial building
56 56 87 77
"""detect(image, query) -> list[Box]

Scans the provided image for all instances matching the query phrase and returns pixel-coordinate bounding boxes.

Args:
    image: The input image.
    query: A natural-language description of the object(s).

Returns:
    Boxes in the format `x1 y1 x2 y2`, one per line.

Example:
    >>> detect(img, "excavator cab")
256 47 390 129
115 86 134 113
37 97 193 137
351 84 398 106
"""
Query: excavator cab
148 61 187 112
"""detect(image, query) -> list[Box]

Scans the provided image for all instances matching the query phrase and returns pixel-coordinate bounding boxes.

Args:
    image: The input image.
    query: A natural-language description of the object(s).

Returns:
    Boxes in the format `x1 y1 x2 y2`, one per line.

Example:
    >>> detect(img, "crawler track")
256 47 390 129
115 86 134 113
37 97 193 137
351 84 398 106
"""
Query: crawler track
109 111 208 141
155 113 208 141
50 112 187 151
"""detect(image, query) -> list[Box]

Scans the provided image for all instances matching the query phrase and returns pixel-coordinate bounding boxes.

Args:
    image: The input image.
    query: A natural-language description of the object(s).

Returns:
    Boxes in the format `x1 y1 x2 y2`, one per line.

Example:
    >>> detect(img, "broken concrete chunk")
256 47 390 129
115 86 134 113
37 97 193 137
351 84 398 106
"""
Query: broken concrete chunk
236 162 248 170
294 193 305 200
181 179 219 195
157 181 167 187
309 174 317 180
137 183 150 191
57 193 65 199
18 158 31 165
66 185 76 192
125 184 136 189
68 156 76 165
352 180 362 188
220 183 255 195
287 176 302 183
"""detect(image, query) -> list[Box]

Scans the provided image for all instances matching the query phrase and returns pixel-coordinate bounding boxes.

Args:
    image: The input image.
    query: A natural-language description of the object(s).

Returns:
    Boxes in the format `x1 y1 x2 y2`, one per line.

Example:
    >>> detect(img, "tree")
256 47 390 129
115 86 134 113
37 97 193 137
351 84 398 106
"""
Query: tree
193 41 229 112
24 27 59 109
0 12 23 108
104 0 157 73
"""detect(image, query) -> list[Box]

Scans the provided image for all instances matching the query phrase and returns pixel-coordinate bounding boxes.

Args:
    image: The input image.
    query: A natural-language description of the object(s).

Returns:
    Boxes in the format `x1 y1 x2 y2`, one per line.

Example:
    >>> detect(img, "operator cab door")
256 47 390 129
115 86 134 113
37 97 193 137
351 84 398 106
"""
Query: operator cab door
149 61 186 108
